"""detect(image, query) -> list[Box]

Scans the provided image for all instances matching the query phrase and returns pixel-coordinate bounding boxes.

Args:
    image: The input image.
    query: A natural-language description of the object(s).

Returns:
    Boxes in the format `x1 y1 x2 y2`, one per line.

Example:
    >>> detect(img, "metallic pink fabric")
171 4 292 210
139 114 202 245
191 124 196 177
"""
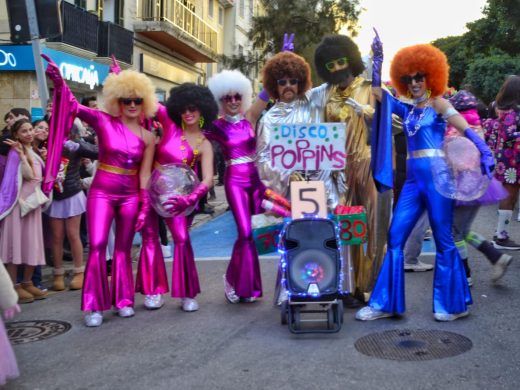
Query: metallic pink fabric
135 210 169 295
76 105 146 311
207 118 266 298
43 81 78 194
136 105 200 298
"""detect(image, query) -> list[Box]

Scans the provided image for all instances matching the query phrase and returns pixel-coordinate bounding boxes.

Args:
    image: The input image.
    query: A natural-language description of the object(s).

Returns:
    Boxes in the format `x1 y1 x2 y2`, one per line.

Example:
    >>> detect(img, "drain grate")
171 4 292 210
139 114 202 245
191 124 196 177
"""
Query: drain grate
355 329 472 361
7 320 72 345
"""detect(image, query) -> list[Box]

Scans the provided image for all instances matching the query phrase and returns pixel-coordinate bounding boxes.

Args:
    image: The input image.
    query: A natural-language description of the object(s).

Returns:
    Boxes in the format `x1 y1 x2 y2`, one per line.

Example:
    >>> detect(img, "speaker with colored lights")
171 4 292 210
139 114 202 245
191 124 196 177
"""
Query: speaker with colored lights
278 217 344 333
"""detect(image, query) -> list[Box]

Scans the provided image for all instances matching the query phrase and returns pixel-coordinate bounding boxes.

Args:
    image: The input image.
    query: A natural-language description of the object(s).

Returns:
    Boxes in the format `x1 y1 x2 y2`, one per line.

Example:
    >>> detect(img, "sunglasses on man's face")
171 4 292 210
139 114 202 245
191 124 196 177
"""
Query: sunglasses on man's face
119 97 144 106
182 105 199 114
221 93 242 103
400 73 426 85
325 57 349 72
276 78 299 86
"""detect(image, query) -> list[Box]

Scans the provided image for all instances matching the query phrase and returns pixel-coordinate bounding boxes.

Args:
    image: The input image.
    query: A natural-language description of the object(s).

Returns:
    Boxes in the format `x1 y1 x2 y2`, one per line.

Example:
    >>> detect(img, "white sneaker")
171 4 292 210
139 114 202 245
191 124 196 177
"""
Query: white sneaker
242 297 257 303
144 294 164 310
404 261 434 272
434 310 469 322
491 254 512 283
84 311 103 327
181 298 199 312
118 306 135 318
161 244 172 259
223 275 239 304
355 306 395 321
467 277 473 287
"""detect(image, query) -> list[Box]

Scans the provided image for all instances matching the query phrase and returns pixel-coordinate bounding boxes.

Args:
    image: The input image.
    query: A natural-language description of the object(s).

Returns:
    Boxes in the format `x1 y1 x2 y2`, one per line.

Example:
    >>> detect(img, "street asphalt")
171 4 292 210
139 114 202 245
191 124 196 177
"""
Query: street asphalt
4 201 520 390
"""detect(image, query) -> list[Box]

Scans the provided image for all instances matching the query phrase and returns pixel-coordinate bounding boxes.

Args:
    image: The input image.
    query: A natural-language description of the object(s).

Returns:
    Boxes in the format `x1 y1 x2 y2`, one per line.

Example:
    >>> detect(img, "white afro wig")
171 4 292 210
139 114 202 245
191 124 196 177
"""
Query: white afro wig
208 69 253 114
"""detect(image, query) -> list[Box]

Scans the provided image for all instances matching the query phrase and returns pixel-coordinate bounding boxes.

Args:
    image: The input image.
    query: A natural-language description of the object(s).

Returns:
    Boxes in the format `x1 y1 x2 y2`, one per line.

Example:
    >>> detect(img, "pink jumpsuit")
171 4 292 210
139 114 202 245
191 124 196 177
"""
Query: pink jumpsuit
74 105 145 312
136 105 200 298
206 117 266 299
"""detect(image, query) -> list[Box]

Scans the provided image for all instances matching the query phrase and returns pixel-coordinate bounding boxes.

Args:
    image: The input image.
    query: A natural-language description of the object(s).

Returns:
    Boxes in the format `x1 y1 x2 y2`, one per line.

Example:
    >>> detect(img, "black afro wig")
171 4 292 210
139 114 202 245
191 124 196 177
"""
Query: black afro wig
166 83 218 130
314 35 364 83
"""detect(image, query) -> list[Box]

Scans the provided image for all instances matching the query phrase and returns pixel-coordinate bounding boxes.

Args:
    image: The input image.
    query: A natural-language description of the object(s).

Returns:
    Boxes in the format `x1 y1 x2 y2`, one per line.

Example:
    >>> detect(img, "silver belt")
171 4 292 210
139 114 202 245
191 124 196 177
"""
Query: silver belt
408 149 445 159
226 155 255 166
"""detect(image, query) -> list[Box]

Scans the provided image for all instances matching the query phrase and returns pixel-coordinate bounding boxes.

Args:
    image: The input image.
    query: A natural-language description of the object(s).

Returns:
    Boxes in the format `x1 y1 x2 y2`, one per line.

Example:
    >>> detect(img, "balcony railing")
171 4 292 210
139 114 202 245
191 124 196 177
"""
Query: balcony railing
98 22 134 64
47 1 99 53
137 0 218 53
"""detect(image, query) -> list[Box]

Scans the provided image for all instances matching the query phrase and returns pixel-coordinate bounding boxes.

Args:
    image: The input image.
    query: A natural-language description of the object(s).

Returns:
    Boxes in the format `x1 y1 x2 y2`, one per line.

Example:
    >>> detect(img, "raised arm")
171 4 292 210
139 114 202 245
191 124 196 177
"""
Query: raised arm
371 28 384 102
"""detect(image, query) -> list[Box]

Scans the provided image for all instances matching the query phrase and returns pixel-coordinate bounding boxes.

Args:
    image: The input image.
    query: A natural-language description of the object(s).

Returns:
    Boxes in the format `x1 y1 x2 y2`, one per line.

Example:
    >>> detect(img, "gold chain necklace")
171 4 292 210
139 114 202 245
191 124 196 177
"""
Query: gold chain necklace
180 130 204 168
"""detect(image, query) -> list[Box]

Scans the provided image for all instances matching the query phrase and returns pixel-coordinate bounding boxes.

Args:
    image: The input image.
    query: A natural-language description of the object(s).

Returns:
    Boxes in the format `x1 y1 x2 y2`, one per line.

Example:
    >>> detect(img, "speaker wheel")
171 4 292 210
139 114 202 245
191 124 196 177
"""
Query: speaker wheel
335 300 344 325
291 305 301 331
281 301 288 325
327 307 335 330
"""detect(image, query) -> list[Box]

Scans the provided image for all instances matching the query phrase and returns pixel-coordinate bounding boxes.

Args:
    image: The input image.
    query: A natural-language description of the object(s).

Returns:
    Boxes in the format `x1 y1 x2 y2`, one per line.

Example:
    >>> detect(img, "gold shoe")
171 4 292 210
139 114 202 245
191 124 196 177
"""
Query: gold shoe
21 281 47 300
15 284 34 304
69 272 84 290
53 275 65 291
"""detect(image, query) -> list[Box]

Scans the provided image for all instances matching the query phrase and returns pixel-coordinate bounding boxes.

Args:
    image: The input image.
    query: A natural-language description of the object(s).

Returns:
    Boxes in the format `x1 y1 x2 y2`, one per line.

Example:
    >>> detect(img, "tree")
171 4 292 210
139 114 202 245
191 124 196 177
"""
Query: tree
463 53 520 104
432 35 470 90
432 0 520 102
222 0 362 81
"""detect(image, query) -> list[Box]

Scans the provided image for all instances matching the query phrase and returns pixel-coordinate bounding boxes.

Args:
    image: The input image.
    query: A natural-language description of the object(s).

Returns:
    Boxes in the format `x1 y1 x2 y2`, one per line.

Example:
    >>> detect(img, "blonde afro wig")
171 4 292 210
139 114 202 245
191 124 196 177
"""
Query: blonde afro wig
390 44 449 98
102 70 158 118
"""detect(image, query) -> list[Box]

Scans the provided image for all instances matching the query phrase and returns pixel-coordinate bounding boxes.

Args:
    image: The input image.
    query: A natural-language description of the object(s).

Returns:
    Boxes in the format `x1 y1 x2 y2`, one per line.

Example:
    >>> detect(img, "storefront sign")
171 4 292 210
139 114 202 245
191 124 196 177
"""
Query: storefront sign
270 123 347 170
0 45 109 89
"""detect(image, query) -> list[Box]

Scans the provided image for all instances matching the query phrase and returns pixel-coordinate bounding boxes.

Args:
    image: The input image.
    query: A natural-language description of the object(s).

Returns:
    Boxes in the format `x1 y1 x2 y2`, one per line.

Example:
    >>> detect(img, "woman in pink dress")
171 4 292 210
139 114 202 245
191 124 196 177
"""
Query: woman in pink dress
44 55 157 327
0 119 48 303
136 83 217 312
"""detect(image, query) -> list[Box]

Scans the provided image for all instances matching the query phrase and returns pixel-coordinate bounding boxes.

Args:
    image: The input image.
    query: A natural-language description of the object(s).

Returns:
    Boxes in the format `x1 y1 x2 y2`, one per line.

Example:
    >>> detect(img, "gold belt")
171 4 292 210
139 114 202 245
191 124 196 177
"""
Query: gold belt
98 163 137 176
408 149 445 159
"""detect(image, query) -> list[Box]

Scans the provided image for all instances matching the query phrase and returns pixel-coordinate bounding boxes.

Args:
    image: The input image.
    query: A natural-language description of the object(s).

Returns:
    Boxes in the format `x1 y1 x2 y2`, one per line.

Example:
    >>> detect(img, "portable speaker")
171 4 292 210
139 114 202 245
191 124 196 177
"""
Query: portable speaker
282 218 340 296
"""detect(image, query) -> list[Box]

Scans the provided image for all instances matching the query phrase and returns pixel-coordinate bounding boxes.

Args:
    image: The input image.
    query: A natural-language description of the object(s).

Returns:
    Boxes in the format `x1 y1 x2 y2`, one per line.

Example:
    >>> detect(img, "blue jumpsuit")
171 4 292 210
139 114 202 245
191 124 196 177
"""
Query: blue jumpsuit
370 91 472 315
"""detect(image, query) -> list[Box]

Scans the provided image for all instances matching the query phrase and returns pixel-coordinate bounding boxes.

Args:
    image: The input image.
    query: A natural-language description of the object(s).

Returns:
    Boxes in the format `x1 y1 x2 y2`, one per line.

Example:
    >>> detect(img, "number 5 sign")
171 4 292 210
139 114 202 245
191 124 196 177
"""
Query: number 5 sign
290 181 327 219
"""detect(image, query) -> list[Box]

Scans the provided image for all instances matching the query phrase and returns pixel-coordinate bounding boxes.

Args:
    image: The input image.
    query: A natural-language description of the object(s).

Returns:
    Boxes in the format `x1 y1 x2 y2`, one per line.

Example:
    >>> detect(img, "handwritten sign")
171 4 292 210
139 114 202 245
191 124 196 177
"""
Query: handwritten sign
290 181 327 219
252 224 283 254
334 206 368 246
270 123 347 170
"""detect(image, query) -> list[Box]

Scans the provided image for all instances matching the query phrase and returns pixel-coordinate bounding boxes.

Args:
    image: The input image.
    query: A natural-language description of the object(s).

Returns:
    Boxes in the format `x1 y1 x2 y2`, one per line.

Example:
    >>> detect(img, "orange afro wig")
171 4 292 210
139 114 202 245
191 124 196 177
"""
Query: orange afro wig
261 51 312 100
390 44 449 98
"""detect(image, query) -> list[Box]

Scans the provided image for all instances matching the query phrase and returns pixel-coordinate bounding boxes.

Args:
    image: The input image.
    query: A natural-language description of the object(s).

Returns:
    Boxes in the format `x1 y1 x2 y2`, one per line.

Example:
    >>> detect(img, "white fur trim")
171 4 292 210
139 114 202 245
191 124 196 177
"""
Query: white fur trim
208 70 253 114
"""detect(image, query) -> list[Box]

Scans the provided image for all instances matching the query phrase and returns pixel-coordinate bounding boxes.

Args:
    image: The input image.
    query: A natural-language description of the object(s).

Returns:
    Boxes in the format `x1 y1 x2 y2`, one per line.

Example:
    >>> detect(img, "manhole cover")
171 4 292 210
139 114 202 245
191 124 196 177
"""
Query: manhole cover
355 329 472 361
7 320 72 345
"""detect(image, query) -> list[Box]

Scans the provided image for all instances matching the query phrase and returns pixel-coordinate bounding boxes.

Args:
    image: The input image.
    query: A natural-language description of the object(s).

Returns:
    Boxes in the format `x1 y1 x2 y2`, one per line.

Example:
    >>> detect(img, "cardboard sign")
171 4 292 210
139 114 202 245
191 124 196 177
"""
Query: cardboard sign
270 123 347 171
290 181 327 219
252 224 284 255
334 206 368 246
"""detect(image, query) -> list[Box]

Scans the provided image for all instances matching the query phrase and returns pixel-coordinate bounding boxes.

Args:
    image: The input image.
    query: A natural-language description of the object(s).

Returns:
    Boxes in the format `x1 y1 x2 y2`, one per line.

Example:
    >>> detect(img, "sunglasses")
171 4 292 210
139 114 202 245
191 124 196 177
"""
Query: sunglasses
119 97 144 106
325 57 349 72
182 105 199 113
221 93 242 103
276 78 299 86
400 73 426 85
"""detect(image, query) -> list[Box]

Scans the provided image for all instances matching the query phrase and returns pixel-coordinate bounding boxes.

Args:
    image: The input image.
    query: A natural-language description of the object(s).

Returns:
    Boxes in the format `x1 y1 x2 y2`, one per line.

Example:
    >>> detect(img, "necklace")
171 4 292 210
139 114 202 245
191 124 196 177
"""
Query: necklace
180 130 204 168
404 102 430 137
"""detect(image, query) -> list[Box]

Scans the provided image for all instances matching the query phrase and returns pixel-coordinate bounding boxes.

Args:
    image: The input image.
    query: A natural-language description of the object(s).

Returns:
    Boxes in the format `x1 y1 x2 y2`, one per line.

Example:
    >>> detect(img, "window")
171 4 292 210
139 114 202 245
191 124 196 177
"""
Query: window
239 0 245 18
206 64 213 79
74 0 87 8
115 0 125 26
208 0 214 18
218 6 224 25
